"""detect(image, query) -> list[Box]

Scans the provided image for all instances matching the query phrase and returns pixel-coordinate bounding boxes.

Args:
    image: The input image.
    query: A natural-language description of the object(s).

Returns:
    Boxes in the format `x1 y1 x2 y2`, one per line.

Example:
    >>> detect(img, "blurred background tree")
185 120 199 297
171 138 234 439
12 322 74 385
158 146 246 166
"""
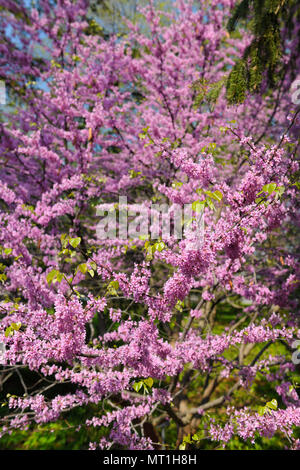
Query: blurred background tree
226 0 300 103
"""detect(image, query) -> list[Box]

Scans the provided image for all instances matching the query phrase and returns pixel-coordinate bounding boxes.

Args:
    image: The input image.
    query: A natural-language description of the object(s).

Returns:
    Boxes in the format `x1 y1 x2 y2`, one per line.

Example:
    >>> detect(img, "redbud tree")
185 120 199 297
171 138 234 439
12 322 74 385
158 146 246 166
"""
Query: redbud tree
0 0 300 450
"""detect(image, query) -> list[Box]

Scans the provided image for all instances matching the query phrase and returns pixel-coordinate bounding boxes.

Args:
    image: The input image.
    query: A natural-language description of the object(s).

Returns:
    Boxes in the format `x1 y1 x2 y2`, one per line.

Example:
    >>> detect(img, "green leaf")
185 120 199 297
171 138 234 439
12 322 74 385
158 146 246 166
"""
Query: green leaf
192 200 205 213
56 272 64 283
5 326 12 338
175 300 184 312
155 242 165 252
262 183 277 194
60 234 68 249
107 280 119 296
276 186 285 196
206 197 216 211
205 190 223 202
5 322 22 337
139 234 149 241
172 181 183 188
46 269 59 285
110 281 119 289
144 377 154 388
266 399 278 410
78 263 87 274
69 237 81 248
211 190 223 202
183 434 192 444
258 406 266 416
133 381 143 392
